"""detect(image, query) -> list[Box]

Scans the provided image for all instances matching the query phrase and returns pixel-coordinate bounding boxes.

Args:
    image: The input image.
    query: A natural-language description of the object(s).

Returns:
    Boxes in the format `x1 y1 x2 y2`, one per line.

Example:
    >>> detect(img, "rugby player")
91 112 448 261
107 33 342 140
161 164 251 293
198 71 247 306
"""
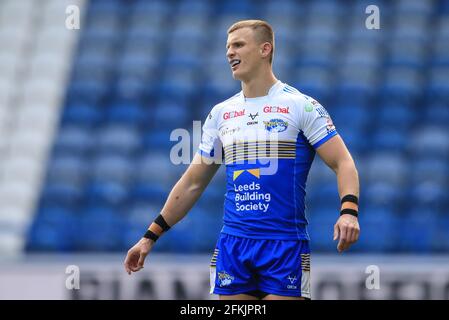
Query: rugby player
124 20 360 300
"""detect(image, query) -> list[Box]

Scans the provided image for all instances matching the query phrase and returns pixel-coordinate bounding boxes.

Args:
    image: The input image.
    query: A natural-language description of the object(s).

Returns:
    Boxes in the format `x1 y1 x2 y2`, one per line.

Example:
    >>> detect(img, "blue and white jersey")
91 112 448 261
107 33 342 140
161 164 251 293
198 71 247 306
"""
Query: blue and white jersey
198 81 338 240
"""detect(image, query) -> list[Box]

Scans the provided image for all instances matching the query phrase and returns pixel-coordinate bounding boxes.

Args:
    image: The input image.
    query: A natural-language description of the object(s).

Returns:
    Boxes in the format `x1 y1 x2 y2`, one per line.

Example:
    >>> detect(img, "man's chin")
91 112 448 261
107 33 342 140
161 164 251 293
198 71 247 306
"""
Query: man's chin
231 71 244 81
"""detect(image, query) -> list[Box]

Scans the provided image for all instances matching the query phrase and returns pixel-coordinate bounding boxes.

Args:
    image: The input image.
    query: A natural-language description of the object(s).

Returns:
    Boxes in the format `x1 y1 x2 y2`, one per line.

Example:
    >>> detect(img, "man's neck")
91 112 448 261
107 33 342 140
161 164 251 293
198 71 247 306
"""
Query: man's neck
241 70 278 98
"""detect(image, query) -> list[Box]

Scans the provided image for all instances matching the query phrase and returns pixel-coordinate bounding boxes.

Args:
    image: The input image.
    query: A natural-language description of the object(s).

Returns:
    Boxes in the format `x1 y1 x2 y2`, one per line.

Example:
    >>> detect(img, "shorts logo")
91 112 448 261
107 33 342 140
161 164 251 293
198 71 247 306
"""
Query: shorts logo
287 274 298 289
264 119 288 133
218 271 234 287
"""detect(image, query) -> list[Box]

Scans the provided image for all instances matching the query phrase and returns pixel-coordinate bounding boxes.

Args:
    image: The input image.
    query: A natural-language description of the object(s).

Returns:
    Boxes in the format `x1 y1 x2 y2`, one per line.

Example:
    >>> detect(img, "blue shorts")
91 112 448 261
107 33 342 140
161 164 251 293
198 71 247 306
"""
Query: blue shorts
210 233 311 298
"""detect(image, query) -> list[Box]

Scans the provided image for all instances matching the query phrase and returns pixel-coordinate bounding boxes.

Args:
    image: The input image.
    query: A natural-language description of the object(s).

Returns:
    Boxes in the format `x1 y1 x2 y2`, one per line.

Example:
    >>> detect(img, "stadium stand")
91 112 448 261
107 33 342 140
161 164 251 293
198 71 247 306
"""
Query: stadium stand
0 0 85 255
6 0 446 254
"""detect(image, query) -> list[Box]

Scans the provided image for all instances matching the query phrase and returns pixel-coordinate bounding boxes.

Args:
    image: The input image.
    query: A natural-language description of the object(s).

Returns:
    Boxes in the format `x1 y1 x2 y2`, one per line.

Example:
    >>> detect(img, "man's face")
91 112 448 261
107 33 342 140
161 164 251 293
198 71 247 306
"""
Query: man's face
226 27 263 81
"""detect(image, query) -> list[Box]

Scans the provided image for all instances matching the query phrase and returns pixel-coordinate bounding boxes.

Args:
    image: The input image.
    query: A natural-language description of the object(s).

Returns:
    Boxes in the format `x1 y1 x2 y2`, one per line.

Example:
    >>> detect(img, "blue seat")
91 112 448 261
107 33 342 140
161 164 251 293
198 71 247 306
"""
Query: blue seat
41 181 84 208
142 129 175 151
336 126 366 154
95 125 141 154
107 103 146 126
397 210 438 252
408 126 449 156
47 153 89 185
410 157 448 184
113 77 149 103
157 214 197 253
426 68 449 102
47 151 89 184
332 104 370 130
53 126 95 154
90 153 135 183
364 153 407 185
263 0 301 16
372 126 408 151
26 206 77 252
356 207 398 252
291 67 331 101
377 104 415 129
84 180 128 207
132 0 170 15
75 205 124 251
197 182 225 209
61 104 103 126
151 100 190 129
135 151 184 185
387 42 426 69
129 182 168 205
189 207 223 252
116 51 159 75
66 79 109 105
408 181 447 211
364 181 407 211
218 0 254 15
88 0 123 16
176 0 212 15
435 216 449 251
307 204 338 252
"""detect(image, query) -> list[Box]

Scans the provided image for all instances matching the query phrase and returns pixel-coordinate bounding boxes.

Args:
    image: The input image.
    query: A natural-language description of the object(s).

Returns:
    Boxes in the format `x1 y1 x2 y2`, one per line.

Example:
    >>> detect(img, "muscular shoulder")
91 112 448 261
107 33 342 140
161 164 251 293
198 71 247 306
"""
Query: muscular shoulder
207 91 242 120
276 83 313 114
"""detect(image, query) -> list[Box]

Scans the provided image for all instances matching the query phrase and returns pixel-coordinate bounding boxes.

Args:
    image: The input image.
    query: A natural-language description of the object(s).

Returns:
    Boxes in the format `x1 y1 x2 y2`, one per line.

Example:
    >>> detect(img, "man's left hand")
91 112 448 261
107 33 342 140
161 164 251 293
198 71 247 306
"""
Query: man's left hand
333 214 360 253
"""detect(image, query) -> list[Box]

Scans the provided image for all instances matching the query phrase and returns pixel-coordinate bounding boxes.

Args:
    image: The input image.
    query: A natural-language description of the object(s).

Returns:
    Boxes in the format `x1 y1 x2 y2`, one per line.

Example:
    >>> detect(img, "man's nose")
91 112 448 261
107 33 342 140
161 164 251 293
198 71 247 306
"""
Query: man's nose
227 48 235 59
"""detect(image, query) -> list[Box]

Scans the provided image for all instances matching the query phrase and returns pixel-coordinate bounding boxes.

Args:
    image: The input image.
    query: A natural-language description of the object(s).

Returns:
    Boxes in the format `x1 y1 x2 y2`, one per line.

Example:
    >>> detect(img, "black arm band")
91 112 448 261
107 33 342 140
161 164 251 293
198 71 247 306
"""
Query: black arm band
143 230 159 242
341 194 359 205
154 214 171 232
340 208 359 218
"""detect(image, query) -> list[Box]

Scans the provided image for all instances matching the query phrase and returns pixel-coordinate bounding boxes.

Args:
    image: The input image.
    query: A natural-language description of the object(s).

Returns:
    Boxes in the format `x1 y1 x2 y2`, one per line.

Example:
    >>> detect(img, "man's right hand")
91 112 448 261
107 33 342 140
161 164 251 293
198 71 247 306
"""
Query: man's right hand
124 238 153 275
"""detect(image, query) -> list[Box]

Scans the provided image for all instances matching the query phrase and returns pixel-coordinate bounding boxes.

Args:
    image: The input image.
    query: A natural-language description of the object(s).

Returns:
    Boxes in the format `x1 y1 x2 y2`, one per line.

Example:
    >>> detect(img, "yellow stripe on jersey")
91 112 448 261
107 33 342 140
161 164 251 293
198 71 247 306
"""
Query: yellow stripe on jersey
224 140 297 164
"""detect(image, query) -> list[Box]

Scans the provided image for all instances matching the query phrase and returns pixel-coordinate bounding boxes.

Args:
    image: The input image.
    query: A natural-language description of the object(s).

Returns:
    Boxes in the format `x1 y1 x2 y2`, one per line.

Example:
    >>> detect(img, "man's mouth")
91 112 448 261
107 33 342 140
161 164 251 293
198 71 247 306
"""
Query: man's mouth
230 59 241 69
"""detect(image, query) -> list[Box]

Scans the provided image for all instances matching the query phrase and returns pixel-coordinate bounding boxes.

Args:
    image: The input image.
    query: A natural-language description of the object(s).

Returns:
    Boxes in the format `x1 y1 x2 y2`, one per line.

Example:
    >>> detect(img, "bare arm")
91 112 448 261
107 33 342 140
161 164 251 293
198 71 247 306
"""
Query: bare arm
316 135 360 252
157 153 221 226
316 135 359 199
124 153 220 274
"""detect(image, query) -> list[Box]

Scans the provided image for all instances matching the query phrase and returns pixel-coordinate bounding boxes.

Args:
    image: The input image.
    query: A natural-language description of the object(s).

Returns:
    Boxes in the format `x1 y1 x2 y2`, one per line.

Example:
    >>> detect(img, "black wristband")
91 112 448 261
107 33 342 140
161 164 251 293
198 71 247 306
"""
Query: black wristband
155 214 171 232
143 230 159 242
340 208 359 218
341 194 359 205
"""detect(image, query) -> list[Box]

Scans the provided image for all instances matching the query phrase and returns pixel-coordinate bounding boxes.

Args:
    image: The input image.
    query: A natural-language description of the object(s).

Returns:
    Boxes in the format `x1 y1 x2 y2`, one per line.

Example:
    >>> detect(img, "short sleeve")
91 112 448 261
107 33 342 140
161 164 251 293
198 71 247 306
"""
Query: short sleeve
298 97 338 149
198 107 223 159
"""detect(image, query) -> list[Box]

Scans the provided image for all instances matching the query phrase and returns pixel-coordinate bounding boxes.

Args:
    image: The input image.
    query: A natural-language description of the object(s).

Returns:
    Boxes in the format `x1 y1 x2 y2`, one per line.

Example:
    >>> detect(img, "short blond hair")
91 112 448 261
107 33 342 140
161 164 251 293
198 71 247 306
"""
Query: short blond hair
227 19 275 64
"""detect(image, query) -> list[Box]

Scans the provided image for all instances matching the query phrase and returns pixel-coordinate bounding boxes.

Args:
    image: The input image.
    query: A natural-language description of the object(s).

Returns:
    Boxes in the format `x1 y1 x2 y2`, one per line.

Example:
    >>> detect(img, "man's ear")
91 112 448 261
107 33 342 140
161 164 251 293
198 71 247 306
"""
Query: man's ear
260 42 272 58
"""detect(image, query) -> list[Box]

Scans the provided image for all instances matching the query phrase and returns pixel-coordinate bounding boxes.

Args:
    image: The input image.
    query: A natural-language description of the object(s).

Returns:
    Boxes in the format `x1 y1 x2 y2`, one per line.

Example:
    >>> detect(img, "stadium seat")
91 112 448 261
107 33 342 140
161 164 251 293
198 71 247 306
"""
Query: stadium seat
25 0 449 255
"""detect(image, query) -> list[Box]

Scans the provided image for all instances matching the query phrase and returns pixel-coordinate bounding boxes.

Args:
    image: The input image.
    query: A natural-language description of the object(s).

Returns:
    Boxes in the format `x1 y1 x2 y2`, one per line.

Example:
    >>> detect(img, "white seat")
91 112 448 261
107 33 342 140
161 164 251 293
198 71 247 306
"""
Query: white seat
2 155 43 184
0 179 36 208
0 52 20 78
0 204 30 227
8 130 53 160
15 110 59 136
0 234 25 256
21 79 63 106
0 78 14 105
29 51 69 74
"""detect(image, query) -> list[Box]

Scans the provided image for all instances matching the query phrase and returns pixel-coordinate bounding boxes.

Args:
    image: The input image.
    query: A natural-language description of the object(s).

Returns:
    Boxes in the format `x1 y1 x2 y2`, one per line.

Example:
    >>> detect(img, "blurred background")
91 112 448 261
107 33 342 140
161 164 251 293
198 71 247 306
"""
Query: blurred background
0 0 448 299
